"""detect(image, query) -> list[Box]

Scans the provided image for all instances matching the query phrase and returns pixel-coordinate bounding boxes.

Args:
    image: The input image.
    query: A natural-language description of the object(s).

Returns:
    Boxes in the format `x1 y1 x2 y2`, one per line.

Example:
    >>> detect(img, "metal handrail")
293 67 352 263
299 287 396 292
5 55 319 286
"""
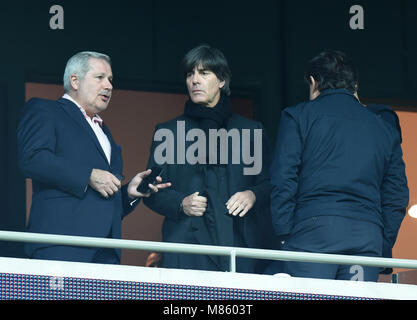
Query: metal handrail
1 230 417 273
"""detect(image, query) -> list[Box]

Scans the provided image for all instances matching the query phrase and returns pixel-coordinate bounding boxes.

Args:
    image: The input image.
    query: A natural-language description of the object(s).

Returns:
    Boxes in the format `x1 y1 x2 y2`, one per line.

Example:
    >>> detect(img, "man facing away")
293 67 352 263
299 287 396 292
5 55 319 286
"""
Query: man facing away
270 50 409 281
18 51 170 264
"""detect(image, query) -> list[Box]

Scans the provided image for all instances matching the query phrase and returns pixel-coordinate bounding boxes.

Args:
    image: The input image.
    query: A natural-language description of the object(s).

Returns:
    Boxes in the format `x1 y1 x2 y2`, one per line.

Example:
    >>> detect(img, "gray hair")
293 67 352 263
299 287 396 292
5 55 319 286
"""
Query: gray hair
63 51 111 93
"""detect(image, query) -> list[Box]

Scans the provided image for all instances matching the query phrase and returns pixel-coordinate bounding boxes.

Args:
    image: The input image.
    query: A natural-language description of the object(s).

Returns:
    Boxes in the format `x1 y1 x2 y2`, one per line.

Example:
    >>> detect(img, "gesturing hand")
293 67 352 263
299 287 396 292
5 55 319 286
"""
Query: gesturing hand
127 169 171 199
89 168 121 198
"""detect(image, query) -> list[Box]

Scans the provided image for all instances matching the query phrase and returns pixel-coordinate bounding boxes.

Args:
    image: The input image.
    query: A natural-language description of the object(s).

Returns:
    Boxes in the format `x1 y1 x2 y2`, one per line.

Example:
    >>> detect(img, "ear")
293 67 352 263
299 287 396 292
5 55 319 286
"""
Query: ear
309 76 317 88
309 76 320 100
218 79 225 89
70 74 79 91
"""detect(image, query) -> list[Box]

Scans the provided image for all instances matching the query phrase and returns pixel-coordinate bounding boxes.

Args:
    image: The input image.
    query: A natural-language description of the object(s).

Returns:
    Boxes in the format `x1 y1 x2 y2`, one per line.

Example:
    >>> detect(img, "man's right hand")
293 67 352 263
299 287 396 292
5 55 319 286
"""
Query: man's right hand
89 168 121 198
181 192 207 217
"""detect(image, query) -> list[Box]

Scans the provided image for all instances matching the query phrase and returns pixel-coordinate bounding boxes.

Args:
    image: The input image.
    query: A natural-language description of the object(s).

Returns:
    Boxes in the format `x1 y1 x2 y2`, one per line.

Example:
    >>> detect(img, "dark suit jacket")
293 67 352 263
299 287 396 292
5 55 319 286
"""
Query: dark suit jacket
17 97 137 262
143 112 274 270
270 89 409 246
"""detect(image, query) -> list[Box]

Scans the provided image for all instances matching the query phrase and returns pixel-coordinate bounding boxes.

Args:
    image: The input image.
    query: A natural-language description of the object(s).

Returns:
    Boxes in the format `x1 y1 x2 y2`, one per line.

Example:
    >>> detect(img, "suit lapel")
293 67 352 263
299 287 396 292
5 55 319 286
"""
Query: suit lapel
58 98 109 164
102 122 120 167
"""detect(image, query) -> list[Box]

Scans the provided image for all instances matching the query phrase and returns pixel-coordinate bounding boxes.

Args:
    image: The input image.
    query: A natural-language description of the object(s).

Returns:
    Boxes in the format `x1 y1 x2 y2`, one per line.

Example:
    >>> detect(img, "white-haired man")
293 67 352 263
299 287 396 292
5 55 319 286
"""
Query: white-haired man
18 51 170 264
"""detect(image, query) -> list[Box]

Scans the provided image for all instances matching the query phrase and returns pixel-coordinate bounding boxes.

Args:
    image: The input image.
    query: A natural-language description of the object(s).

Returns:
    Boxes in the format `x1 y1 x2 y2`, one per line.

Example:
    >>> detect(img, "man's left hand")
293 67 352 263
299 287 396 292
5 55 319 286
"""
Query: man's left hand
226 190 256 217
127 169 171 199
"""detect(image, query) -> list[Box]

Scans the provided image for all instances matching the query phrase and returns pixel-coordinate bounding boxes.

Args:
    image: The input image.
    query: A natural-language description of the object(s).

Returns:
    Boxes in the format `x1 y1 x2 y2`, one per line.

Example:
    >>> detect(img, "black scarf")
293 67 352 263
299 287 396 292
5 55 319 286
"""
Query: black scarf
184 94 233 134
183 95 235 256
184 94 233 166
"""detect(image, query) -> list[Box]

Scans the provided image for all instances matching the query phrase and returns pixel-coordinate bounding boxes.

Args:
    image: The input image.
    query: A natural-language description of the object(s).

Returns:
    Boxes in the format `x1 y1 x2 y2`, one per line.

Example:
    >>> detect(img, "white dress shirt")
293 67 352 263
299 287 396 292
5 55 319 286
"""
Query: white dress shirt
62 94 111 164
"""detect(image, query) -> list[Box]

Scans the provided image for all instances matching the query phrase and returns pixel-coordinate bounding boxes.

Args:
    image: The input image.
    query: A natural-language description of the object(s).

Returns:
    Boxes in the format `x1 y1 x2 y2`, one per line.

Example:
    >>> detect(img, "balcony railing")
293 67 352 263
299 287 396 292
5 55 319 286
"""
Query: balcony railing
1 230 417 275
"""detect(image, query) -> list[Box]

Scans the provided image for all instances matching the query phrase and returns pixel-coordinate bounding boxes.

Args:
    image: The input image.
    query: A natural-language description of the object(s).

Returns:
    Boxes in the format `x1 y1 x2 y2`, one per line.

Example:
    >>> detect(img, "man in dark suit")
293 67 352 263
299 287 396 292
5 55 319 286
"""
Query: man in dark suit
270 50 409 281
18 51 170 264
143 44 274 273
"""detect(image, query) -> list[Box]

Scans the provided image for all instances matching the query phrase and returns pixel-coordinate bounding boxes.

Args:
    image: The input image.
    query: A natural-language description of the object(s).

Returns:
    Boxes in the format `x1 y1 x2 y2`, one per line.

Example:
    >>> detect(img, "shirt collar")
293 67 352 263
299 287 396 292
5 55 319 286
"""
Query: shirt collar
62 93 103 126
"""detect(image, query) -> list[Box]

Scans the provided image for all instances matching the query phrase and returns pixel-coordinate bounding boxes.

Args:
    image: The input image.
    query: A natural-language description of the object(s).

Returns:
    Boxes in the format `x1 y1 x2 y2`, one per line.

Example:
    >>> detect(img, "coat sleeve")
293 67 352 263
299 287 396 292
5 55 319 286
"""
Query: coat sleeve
270 107 303 237
246 122 272 215
380 131 409 259
17 99 92 199
119 183 142 218
142 124 188 220
367 105 409 261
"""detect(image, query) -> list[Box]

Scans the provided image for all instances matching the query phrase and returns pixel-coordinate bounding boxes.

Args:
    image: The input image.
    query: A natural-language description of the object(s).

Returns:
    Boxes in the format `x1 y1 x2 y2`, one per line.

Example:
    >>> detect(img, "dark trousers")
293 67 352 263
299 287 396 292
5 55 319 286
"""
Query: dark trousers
31 229 120 265
31 245 119 264
281 215 383 282
91 247 120 264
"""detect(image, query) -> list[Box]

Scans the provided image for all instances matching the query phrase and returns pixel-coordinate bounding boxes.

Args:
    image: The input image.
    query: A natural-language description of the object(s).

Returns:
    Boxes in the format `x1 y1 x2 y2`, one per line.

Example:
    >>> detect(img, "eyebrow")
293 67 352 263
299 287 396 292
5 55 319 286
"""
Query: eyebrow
191 68 211 74
94 72 113 79
186 67 212 76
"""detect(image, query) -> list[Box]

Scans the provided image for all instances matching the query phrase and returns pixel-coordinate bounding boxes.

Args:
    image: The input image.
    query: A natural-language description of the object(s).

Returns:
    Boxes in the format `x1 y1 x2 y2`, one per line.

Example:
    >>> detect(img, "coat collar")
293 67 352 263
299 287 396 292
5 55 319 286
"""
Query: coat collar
315 88 358 101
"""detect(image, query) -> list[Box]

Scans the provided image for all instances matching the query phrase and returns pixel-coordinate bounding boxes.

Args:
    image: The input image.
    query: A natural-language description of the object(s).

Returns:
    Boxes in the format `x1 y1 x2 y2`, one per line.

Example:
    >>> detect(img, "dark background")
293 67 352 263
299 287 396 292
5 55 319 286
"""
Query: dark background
1 0 416 258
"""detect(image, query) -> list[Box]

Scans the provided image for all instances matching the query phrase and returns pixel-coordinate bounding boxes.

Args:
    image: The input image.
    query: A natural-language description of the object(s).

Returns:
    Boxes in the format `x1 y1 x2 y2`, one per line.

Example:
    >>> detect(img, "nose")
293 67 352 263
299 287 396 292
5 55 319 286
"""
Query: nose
191 72 200 84
105 77 113 90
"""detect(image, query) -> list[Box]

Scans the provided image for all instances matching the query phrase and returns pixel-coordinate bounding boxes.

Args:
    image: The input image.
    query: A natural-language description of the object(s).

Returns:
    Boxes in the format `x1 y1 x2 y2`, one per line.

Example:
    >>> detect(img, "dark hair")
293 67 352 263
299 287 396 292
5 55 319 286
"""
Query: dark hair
182 44 232 96
305 50 358 93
